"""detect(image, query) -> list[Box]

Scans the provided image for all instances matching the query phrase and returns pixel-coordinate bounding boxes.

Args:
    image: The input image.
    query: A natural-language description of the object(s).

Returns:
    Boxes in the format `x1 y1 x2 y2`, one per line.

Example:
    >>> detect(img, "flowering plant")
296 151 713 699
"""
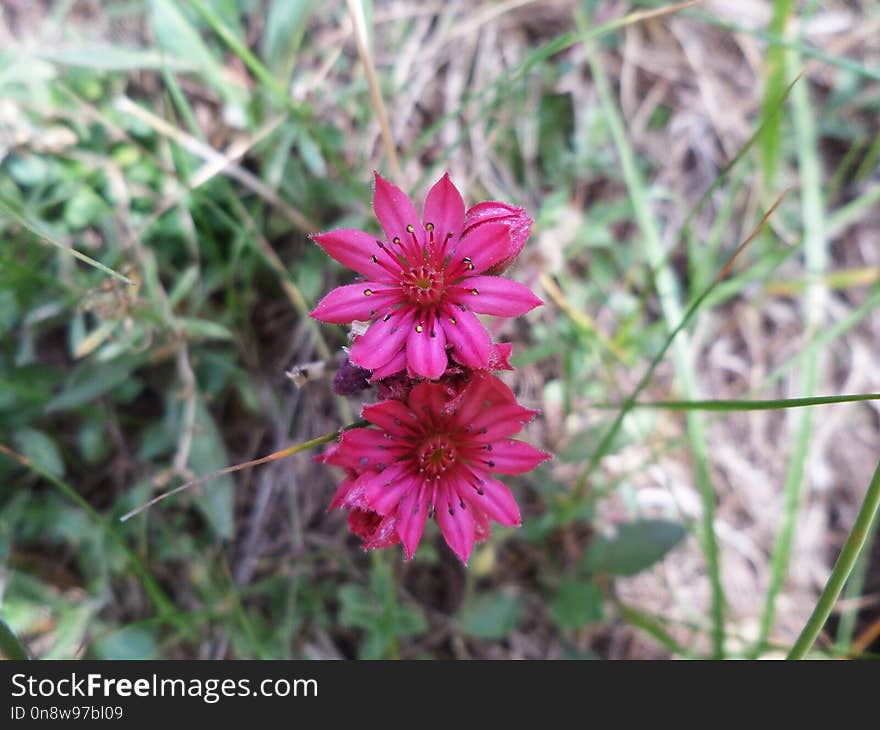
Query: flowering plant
312 173 549 564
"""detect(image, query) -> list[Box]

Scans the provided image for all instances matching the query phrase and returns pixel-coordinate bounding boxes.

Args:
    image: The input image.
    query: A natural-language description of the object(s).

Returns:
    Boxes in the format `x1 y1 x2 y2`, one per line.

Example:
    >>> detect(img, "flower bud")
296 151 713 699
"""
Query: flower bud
332 358 372 396
462 201 533 274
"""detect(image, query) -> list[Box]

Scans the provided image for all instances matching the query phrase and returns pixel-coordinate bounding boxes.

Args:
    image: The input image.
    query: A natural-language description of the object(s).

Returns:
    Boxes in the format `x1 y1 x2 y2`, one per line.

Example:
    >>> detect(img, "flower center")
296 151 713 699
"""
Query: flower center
400 265 445 306
417 435 457 476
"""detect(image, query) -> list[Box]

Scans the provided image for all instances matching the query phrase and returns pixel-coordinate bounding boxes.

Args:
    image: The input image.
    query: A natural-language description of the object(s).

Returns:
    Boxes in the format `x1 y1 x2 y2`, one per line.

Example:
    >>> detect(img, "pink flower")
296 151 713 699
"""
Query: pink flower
328 478 401 552
320 373 550 564
310 173 542 380
463 201 534 275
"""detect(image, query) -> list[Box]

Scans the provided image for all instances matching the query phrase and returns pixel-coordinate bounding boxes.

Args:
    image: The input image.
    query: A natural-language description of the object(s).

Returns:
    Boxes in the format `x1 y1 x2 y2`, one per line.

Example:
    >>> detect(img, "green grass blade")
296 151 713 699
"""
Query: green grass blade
0 196 134 285
754 47 828 657
614 599 690 656
598 394 880 411
788 459 880 659
149 0 234 101
577 5 726 657
680 6 880 82
186 0 291 110
182 0 354 188
759 0 795 188
834 513 879 655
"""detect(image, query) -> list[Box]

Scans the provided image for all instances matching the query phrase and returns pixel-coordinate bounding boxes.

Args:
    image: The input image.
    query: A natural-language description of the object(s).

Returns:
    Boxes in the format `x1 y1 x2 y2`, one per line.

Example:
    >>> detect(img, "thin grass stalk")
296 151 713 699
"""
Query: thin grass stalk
788 460 880 659
577 4 726 657
753 44 828 657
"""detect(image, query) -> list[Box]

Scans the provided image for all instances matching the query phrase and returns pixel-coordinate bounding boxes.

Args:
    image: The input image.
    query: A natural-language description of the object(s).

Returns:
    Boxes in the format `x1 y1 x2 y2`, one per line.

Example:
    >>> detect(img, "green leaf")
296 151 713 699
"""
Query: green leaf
37 45 194 71
167 266 200 308
177 317 235 342
589 520 688 577
90 626 158 660
338 563 427 659
13 428 65 478
63 187 105 229
7 154 52 187
296 127 326 177
47 356 141 412
337 584 374 630
263 0 315 75
460 592 523 639
187 397 235 540
0 290 19 336
551 580 604 629
148 0 231 101
77 418 110 464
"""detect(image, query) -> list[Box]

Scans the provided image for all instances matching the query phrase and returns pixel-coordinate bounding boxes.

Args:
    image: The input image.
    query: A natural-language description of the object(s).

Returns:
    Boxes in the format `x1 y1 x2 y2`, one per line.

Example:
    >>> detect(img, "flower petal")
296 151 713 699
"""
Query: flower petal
439 304 490 369
312 229 399 282
449 221 511 274
406 311 448 380
397 479 430 559
350 308 415 370
472 505 492 542
489 342 514 371
362 399 420 436
359 511 400 550
459 468 521 527
423 173 464 254
373 172 422 261
310 282 400 324
407 381 449 423
363 463 415 515
321 427 404 470
462 439 551 475
369 349 407 381
465 402 538 442
329 475 359 510
448 374 519 431
462 201 532 274
436 483 475 564
448 276 542 317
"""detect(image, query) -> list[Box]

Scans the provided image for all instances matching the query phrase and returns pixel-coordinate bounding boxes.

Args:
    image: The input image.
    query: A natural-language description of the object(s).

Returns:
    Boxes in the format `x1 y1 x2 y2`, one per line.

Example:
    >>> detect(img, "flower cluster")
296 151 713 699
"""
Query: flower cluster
311 173 549 564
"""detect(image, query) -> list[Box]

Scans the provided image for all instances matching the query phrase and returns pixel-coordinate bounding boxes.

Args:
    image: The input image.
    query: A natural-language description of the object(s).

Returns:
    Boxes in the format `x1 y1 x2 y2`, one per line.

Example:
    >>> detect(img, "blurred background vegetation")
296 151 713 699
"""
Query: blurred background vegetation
0 0 878 659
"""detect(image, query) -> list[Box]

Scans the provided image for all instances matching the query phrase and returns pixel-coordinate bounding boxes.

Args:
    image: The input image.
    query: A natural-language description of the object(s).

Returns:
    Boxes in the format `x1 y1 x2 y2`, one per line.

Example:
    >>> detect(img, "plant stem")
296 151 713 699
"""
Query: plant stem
754 32 828 657
345 0 404 182
119 422 367 522
788 459 880 659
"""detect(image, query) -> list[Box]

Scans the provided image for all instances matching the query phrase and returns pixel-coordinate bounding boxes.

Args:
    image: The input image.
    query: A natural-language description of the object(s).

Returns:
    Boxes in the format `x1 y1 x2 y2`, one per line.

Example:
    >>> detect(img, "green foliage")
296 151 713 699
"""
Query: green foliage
459 592 524 640
551 581 604 629
585 521 687 578
338 559 426 659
